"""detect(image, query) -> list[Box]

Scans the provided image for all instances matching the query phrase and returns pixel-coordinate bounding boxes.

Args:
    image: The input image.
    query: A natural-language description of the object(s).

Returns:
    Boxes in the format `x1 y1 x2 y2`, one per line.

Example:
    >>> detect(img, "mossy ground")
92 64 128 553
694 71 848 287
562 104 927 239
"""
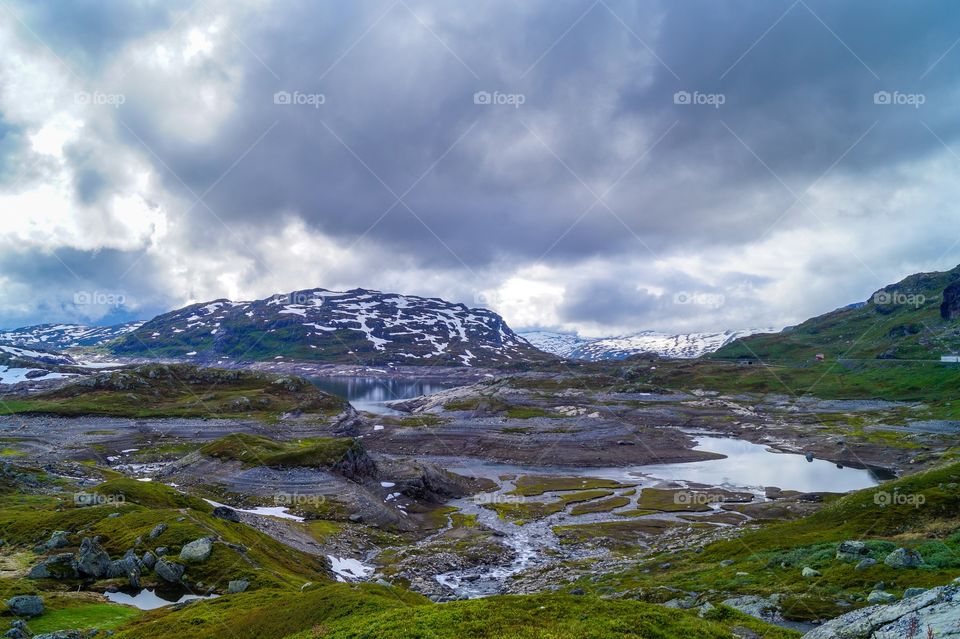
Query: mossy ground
199 433 360 469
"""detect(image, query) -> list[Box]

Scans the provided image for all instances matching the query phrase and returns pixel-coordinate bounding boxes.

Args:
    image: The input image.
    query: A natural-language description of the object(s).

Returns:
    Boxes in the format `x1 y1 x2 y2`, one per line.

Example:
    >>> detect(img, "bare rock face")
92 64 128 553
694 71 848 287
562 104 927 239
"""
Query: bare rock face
940 282 960 320
72 538 111 578
803 581 960 639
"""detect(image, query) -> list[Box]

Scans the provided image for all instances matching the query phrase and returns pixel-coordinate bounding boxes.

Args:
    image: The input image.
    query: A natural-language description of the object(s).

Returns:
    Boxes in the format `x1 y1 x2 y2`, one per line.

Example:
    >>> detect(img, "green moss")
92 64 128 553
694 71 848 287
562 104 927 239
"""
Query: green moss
483 490 615 523
509 476 633 497
25 600 140 634
199 433 360 469
569 496 631 515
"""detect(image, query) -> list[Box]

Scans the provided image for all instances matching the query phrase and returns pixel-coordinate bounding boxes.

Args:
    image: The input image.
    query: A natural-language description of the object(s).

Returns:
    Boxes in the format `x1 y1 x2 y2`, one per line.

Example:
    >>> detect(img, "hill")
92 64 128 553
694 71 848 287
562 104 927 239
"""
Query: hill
716 264 960 362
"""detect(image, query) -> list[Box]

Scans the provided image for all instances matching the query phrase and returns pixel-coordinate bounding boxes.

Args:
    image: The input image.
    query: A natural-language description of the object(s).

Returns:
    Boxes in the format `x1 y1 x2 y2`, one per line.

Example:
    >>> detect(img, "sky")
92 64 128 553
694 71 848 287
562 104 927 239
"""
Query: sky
2 0 960 337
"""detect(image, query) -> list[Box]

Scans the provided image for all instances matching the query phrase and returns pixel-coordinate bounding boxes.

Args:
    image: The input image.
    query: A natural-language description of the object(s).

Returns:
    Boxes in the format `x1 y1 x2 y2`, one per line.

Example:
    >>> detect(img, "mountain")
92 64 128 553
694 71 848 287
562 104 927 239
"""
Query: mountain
521 329 769 360
0 344 81 385
715 264 960 361
518 331 593 358
107 288 548 366
0 321 145 349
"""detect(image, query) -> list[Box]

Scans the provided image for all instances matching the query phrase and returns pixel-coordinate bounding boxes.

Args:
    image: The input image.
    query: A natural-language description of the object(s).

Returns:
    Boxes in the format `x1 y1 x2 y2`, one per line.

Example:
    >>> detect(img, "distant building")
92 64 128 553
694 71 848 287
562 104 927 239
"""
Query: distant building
941 355 960 363
815 353 825 361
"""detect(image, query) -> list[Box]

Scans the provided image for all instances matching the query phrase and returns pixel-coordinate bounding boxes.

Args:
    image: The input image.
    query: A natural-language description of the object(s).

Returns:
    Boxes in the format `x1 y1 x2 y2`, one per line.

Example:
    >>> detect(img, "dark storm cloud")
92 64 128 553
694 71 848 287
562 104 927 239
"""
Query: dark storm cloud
0 247 173 328
96 0 960 270
5 0 960 331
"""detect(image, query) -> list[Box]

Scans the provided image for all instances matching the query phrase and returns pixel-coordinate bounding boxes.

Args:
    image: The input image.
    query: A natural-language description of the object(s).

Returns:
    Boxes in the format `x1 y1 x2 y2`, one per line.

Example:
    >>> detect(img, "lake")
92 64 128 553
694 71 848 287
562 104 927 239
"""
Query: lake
308 376 459 414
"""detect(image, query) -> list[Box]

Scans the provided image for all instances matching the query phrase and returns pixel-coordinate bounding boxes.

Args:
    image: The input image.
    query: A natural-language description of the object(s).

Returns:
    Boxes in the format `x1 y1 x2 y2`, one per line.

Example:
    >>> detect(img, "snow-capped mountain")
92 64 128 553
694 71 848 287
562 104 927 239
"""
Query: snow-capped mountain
0 344 82 386
0 322 146 350
108 288 548 367
522 329 775 360
518 331 593 358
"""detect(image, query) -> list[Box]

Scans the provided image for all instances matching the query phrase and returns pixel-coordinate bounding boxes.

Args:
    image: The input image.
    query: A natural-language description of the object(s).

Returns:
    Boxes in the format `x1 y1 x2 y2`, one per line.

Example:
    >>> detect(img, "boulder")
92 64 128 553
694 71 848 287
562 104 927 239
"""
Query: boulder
903 588 926 599
154 558 185 583
227 579 249 594
802 567 821 578
855 558 877 571
106 557 141 588
212 506 241 523
72 538 111 578
44 531 70 550
803 582 960 639
884 548 922 569
4 619 29 639
147 524 167 540
27 553 77 580
6 595 43 618
867 591 897 605
179 538 213 563
141 551 157 570
836 541 870 562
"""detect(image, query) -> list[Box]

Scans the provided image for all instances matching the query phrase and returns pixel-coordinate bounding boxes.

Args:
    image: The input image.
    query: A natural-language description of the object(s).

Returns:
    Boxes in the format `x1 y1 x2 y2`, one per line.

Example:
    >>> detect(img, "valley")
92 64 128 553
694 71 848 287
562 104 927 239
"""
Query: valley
0 270 958 638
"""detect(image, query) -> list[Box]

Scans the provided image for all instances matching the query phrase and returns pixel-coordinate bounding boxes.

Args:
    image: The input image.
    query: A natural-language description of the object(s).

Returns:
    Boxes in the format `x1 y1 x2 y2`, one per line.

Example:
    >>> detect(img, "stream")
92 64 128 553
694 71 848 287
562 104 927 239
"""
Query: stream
429 435 884 599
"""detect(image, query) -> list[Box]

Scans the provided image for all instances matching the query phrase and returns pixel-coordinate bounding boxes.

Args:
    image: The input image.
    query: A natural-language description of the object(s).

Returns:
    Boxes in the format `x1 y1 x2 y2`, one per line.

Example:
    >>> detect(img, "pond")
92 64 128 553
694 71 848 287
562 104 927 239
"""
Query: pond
104 587 219 610
308 376 459 414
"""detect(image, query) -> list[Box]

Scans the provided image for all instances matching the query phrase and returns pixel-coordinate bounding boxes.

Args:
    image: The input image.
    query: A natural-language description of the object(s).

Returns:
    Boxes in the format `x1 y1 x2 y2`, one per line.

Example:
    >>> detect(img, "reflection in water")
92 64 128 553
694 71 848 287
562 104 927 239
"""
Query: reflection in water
104 588 218 610
308 376 459 414
636 436 885 492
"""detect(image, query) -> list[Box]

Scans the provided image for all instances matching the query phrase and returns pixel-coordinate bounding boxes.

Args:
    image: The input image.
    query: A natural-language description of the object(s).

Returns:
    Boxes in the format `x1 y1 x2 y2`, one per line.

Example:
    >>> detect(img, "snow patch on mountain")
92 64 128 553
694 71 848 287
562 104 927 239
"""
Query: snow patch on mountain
0 322 146 350
522 329 775 360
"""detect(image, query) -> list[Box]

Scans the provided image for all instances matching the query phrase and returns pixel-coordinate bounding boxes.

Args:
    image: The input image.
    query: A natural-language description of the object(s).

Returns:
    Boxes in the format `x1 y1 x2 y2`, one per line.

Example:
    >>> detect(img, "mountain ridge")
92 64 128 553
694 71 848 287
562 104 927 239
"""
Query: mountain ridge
522 328 772 360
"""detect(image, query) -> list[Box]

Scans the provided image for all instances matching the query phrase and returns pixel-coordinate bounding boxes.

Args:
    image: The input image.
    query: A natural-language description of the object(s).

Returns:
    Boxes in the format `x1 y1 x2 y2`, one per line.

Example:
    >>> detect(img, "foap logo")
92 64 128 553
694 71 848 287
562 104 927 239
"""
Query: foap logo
74 492 125 506
288 291 321 306
273 90 326 108
873 90 925 108
872 291 926 308
673 291 726 308
473 290 501 308
473 90 525 108
74 290 126 308
275 492 326 508
673 90 725 108
471 492 525 506
874 490 925 508
75 91 126 108
673 491 726 506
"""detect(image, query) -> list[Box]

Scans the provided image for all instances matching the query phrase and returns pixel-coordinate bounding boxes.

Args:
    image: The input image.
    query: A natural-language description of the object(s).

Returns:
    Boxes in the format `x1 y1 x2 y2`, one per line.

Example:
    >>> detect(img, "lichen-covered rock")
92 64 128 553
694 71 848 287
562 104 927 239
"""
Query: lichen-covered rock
883 547 922 569
154 558 185 583
6 595 43 618
179 537 213 563
72 538 111 578
148 523 167 540
836 540 870 562
803 581 960 639
212 506 241 523
227 579 249 593
27 553 77 580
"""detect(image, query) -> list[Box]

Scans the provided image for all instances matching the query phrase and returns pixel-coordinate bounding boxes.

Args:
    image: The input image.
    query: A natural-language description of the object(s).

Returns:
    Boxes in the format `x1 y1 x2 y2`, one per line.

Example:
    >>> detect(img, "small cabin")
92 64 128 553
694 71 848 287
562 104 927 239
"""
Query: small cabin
815 353 825 361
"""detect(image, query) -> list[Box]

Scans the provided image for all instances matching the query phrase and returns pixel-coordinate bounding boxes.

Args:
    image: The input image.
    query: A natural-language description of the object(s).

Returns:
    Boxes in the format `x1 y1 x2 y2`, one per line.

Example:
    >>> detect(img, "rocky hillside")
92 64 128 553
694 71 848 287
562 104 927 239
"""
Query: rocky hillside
0 344 82 386
523 329 769 360
716 264 960 361
0 321 145 349
106 289 547 367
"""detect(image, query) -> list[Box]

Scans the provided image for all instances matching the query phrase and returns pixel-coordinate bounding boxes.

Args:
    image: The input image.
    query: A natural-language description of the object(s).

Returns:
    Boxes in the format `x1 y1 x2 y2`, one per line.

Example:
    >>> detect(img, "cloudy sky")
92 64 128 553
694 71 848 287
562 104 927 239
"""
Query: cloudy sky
2 0 960 336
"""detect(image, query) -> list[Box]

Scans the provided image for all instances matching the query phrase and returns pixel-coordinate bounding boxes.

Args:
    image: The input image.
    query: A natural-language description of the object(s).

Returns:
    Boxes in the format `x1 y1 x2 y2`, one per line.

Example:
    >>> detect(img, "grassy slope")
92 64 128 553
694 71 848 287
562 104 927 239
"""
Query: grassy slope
715 265 960 362
0 364 349 420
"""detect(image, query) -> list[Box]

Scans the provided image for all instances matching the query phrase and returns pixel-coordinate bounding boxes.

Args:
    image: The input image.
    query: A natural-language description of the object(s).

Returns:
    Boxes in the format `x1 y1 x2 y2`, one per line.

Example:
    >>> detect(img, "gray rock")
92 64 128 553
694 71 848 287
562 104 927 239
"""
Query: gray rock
141 551 157 570
227 579 249 594
802 567 821 578
44 531 70 550
4 619 29 639
903 588 926 599
212 506 240 523
179 538 213 563
6 595 43 618
721 595 779 620
27 553 77 580
884 548 922 569
106 557 141 588
867 591 897 605
72 538 111 578
154 547 167 556
836 541 870 562
720 559 735 567
148 524 167 540
855 558 877 571
154 558 185 583
803 582 960 639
